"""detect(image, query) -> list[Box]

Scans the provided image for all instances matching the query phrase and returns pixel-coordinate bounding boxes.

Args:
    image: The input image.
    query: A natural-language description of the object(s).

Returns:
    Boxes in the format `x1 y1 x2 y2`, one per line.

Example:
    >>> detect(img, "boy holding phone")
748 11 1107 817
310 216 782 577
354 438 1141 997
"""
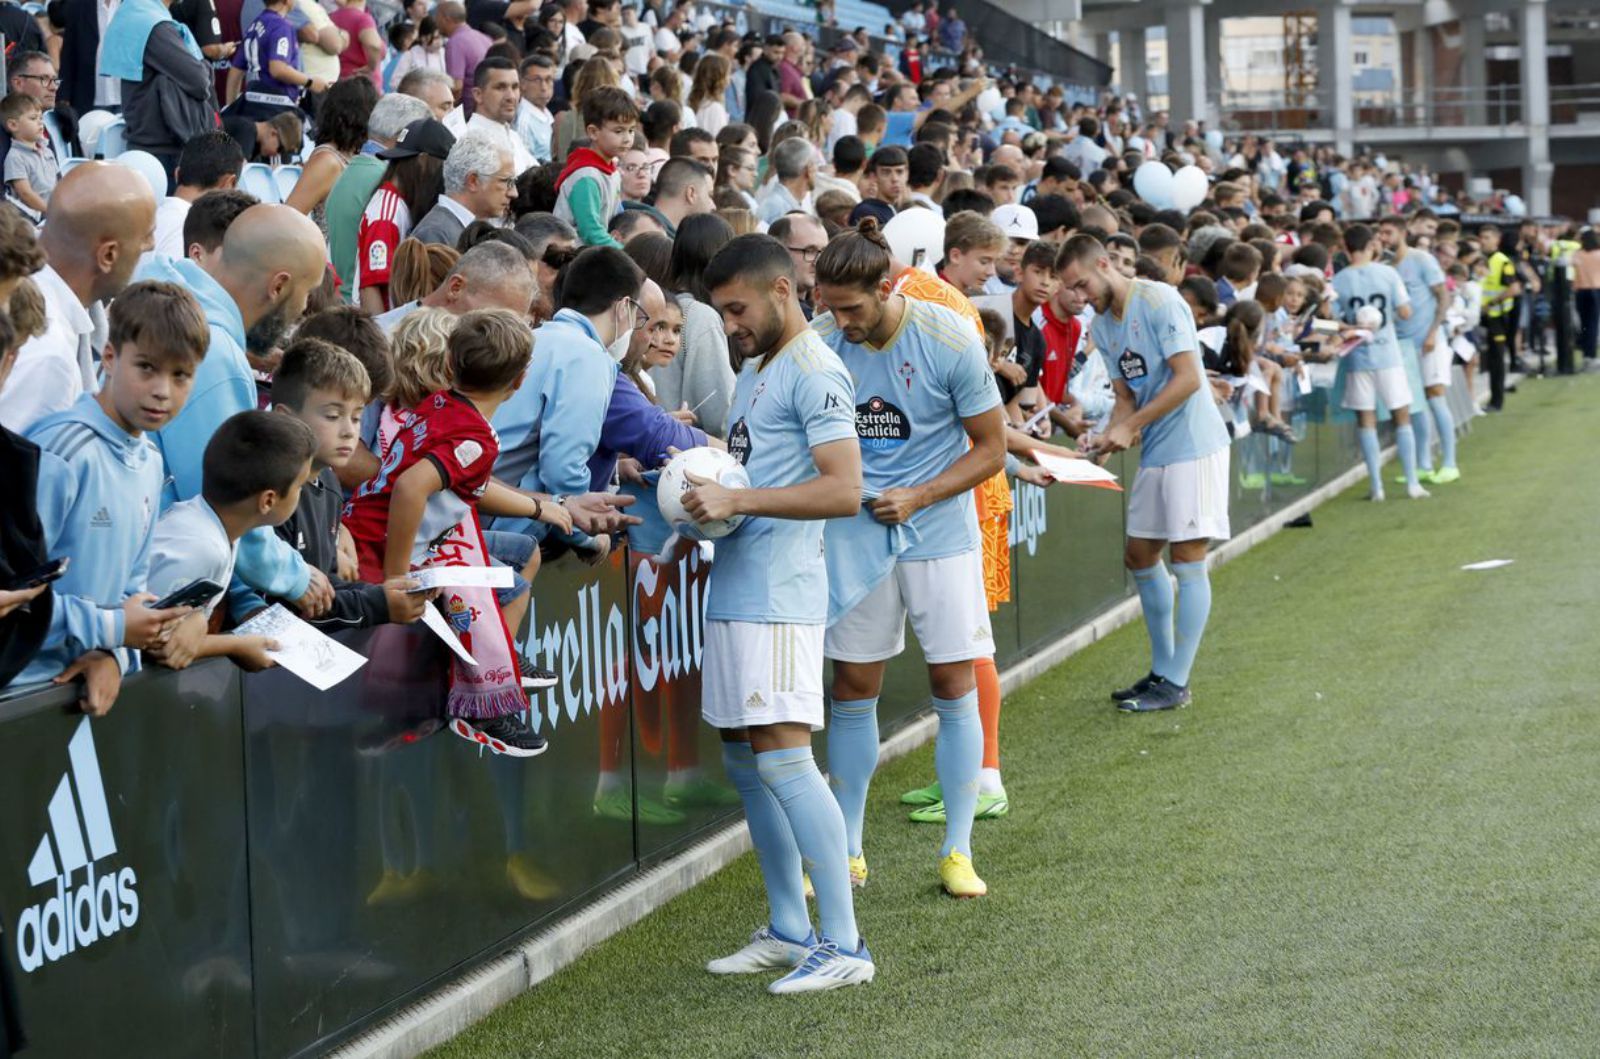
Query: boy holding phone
16 283 211 711
147 411 318 671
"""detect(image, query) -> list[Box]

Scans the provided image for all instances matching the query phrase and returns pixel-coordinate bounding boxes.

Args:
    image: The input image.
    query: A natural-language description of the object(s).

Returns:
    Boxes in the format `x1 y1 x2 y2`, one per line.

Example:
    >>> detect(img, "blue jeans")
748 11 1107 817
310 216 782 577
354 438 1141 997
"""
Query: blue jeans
482 529 533 605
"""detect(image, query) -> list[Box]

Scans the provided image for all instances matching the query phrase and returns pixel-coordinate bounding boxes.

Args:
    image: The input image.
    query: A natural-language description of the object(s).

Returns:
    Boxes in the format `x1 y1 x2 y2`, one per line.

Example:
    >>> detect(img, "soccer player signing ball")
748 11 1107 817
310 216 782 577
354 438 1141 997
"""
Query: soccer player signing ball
689 234 874 994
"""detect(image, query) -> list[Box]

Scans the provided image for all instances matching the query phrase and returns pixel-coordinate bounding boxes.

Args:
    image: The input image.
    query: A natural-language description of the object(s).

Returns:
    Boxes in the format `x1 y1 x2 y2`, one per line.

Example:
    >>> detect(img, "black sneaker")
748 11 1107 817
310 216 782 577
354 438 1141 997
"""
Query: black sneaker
520 662 558 690
1117 676 1191 713
1110 672 1157 702
450 714 549 758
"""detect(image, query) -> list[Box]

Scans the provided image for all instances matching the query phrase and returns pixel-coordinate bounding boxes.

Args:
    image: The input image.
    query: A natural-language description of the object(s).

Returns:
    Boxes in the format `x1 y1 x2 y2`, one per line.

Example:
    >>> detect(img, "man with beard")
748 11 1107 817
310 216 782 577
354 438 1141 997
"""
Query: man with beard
684 234 871 993
139 203 335 618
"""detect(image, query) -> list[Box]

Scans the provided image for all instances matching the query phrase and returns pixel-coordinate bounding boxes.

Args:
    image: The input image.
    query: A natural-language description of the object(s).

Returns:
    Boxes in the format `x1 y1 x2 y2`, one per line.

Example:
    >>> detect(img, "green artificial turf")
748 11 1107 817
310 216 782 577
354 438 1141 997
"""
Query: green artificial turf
430 375 1600 1058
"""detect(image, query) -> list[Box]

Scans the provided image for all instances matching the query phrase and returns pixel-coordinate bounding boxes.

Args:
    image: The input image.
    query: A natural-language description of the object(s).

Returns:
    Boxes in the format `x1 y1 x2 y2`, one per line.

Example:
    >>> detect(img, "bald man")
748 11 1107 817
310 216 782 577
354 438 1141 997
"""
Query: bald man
138 202 333 616
374 240 537 331
0 162 155 431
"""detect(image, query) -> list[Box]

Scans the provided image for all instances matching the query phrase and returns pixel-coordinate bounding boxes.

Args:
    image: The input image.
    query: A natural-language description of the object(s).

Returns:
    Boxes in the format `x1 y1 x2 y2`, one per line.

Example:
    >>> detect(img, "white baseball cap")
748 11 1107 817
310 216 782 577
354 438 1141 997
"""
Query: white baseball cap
991 203 1039 241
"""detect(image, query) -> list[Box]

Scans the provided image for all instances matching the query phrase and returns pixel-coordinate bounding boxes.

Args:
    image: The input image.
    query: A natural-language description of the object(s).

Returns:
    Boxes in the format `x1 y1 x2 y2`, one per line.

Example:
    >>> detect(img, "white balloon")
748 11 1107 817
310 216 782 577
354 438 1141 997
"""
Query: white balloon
114 151 169 199
656 447 751 540
883 206 945 275
1170 165 1210 211
1204 129 1224 152
1132 161 1174 208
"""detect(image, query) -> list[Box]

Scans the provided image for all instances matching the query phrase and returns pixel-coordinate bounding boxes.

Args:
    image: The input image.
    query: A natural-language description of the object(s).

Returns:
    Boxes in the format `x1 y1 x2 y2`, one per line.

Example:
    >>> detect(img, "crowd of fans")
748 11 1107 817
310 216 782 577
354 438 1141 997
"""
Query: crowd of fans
2 0 1596 749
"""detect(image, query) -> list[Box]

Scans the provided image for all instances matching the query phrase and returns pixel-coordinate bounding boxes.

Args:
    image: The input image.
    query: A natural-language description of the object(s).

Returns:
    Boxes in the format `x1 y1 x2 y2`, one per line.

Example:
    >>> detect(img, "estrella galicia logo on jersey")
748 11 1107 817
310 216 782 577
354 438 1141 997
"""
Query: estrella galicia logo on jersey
1119 349 1148 381
855 396 912 450
727 418 751 465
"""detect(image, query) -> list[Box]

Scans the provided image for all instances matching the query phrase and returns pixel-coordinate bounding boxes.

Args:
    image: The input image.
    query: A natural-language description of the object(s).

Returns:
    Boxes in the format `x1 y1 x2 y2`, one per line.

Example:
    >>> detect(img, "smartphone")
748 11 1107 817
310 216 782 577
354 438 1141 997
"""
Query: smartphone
7 556 69 590
149 578 224 610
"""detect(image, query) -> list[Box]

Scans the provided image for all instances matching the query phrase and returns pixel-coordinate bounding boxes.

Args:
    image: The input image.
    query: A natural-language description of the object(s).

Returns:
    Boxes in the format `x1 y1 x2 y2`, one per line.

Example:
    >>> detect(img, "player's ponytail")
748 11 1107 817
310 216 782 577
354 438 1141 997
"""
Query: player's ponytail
816 217 893 291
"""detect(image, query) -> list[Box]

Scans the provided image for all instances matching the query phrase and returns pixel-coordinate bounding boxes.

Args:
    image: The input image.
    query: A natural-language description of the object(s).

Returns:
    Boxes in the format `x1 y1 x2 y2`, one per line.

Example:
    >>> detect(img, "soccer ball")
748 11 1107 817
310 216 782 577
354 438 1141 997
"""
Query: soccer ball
656 447 751 539
1355 305 1383 331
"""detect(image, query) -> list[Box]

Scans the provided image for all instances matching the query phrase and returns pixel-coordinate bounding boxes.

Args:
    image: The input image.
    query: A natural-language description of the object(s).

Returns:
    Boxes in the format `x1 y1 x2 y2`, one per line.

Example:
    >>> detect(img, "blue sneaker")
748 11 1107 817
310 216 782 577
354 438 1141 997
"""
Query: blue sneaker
768 937 875 994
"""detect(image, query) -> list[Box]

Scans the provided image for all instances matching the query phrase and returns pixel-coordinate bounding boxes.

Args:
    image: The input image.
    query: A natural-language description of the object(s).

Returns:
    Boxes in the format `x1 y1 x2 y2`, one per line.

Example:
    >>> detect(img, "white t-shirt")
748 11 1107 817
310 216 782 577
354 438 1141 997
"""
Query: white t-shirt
620 23 652 75
152 196 192 260
146 497 238 617
654 26 680 55
826 108 857 154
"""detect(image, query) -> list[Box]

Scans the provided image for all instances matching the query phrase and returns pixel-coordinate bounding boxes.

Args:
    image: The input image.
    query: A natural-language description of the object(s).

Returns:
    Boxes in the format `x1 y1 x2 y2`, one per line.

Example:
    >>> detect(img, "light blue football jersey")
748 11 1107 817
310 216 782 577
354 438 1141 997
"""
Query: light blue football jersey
1394 250 1445 344
814 297 1001 560
704 329 858 625
1332 262 1410 372
1091 279 1230 468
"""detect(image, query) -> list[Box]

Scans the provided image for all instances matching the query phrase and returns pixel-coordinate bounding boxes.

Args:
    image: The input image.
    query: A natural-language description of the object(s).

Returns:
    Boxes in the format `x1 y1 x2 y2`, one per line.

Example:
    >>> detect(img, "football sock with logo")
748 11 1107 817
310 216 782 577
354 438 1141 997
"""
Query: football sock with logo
1166 560 1213 688
827 698 879 858
1358 426 1382 489
1412 401 1435 473
1429 395 1458 469
757 746 859 951
975 656 1002 784
1131 562 1175 677
1396 422 1419 487
933 691 983 858
721 741 810 942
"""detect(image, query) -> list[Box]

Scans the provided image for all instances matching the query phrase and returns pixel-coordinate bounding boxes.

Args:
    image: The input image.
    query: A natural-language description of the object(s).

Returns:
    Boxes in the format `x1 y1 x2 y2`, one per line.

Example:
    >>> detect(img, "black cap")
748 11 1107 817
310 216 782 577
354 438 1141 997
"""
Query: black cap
379 119 456 161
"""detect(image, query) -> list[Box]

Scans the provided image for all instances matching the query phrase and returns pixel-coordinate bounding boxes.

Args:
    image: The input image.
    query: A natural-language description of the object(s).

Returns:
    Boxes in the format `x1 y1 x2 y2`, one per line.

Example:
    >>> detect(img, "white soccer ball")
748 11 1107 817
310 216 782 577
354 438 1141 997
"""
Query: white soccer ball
1355 305 1383 330
656 446 750 539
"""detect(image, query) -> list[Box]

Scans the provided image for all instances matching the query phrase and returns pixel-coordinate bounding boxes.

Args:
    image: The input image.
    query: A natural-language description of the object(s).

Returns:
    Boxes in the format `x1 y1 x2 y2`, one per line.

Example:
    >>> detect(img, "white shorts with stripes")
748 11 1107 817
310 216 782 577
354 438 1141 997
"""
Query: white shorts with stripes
701 620 825 731
1126 447 1232 543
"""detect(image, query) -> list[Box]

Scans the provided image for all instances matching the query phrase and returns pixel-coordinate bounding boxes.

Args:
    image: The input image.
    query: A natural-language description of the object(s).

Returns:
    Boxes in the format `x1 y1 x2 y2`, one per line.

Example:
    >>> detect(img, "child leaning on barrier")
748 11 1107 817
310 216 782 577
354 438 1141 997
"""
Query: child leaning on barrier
146 411 318 673
16 283 211 709
342 309 565 758
223 337 436 631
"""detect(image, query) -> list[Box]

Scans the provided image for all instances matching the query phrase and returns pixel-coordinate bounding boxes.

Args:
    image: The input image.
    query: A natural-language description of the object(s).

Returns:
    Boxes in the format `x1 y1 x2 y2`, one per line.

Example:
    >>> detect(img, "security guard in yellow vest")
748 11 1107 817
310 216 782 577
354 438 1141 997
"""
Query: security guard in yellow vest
1478 224 1521 411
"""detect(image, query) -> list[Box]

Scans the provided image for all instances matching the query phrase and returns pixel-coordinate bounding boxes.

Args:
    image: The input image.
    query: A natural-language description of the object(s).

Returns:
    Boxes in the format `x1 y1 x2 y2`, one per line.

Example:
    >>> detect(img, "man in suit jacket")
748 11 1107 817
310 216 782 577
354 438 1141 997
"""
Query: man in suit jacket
410 130 515 246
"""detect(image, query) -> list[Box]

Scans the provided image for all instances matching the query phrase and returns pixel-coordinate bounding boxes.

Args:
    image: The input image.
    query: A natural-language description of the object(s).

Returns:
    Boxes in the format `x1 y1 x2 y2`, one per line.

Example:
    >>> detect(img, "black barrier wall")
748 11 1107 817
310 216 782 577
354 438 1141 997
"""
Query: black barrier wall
0 405 1441 1058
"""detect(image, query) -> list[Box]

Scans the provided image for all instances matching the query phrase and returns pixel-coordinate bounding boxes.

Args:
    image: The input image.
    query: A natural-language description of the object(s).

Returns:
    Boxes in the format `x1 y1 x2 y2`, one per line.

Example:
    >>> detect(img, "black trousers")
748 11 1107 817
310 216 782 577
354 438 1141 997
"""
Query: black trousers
1576 288 1600 361
1485 313 1515 408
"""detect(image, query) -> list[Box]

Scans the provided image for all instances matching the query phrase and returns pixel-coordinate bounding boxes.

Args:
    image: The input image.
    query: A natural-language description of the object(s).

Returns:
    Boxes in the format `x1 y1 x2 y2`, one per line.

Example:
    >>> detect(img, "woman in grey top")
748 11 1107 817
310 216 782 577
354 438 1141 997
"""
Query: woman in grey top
655 212 737 437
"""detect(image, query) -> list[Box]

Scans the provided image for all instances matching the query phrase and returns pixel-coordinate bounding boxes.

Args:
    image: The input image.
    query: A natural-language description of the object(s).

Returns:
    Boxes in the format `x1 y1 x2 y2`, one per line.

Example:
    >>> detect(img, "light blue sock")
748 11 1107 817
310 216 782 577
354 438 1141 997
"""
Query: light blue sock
1396 422 1419 487
1130 562 1175 677
1429 395 1457 470
932 691 982 858
1165 561 1213 687
1412 401 1435 473
1357 426 1381 490
827 698 878 858
721 742 810 944
756 746 858 951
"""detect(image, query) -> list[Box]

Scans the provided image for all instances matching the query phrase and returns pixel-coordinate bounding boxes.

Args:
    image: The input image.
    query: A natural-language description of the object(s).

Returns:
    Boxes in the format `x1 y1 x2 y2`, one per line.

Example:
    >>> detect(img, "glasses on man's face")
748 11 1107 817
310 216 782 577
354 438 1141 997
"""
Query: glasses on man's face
17 73 59 87
494 173 518 190
786 244 824 263
621 162 651 175
622 296 650 330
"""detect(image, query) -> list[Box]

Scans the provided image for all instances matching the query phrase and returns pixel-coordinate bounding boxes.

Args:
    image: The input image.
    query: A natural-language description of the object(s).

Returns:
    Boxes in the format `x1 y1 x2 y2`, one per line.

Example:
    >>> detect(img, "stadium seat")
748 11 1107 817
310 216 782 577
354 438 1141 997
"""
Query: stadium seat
238 162 282 204
273 164 302 202
97 117 128 159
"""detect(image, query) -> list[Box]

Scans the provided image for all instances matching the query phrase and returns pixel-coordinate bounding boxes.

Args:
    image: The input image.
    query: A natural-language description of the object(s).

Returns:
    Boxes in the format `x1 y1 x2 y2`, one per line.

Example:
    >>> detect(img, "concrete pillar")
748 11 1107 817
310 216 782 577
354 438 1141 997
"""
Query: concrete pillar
1520 0 1552 215
1118 28 1148 103
1164 1 1207 124
1317 0 1354 157
1459 15 1487 125
1203 11 1221 125
1093 33 1114 68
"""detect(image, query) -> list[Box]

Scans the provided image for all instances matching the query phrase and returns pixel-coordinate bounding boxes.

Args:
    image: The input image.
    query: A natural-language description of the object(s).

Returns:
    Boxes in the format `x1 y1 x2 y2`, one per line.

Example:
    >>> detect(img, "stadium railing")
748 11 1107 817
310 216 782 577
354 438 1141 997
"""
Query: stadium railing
0 374 1468 1058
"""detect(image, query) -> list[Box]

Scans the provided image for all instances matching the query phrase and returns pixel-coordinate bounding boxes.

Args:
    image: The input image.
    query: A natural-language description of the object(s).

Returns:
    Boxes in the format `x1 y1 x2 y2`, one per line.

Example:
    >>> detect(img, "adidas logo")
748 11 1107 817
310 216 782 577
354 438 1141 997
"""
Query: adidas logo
90 506 112 528
14 718 139 974
745 691 767 710
973 626 989 642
